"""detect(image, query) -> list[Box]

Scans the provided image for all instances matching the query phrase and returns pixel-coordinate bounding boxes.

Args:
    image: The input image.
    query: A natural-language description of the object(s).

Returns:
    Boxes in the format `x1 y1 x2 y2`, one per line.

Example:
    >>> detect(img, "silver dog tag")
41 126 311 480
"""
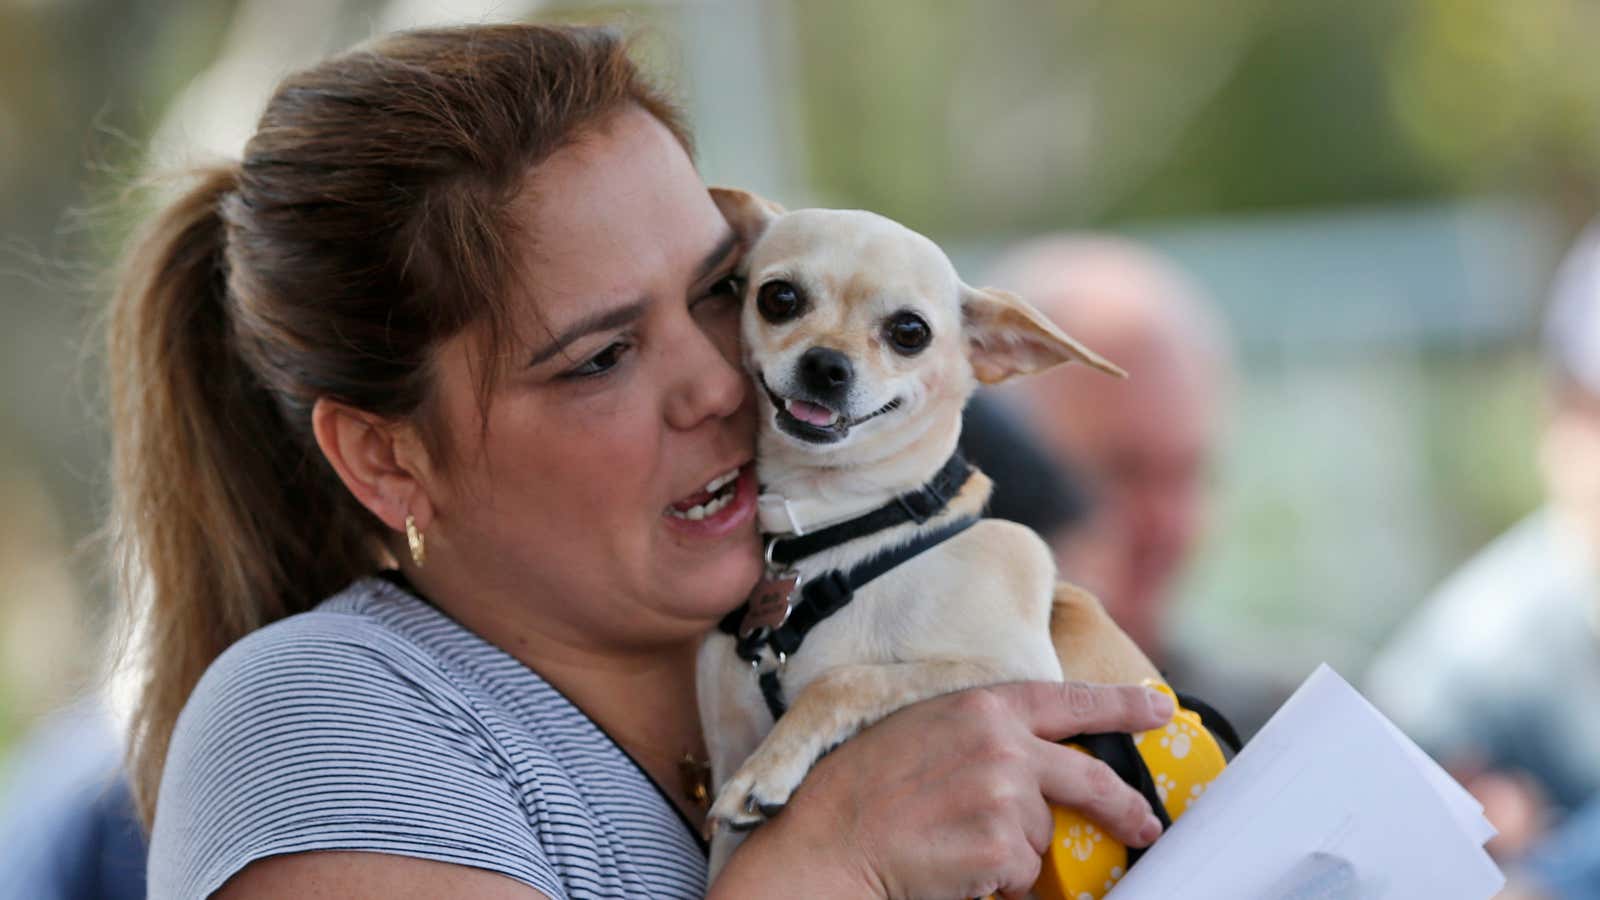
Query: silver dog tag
740 570 799 639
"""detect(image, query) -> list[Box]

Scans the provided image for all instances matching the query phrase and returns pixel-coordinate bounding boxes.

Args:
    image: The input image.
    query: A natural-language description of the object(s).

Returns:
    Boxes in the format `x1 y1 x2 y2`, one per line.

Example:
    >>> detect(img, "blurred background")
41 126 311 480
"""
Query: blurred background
2 0 1599 859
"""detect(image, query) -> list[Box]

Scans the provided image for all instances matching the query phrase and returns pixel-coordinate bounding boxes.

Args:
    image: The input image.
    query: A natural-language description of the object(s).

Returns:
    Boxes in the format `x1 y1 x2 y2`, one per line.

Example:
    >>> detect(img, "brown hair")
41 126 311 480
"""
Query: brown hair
107 23 690 826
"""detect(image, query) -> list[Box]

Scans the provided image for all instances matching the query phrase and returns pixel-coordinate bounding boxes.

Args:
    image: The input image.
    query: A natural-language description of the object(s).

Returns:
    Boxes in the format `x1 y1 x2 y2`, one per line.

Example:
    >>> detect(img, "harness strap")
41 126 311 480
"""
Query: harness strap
1071 695 1242 869
758 669 787 722
718 515 980 719
765 454 973 566
1172 690 1243 754
1074 731 1173 869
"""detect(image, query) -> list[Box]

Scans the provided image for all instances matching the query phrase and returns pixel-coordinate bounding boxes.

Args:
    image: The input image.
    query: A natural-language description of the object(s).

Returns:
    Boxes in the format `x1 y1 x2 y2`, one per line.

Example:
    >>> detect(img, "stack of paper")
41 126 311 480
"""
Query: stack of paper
1108 664 1504 899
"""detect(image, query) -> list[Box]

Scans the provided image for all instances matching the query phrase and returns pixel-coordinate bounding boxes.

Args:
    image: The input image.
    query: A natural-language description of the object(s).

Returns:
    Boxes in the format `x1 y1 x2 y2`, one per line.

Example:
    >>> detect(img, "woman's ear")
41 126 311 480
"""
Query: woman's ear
311 397 435 534
710 186 784 246
961 285 1127 384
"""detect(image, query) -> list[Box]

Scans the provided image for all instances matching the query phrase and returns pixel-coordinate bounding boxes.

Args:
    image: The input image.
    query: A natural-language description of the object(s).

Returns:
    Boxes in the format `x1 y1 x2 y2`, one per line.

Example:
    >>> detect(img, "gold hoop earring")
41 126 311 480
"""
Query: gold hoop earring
405 515 426 568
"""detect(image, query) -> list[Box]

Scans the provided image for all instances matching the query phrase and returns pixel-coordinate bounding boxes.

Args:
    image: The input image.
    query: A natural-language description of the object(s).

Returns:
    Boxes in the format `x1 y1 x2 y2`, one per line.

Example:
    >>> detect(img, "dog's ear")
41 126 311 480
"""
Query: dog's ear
961 285 1126 384
710 187 785 245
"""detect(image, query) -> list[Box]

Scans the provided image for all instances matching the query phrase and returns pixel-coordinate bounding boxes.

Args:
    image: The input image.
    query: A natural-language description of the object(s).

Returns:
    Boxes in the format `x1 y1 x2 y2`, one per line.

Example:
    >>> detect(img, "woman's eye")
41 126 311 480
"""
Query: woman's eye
694 274 743 317
562 341 630 379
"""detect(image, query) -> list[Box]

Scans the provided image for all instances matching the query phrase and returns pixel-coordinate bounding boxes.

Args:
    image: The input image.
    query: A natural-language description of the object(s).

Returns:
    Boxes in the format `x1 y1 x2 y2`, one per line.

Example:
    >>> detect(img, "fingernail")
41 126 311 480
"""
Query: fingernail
1138 814 1163 845
1146 688 1175 721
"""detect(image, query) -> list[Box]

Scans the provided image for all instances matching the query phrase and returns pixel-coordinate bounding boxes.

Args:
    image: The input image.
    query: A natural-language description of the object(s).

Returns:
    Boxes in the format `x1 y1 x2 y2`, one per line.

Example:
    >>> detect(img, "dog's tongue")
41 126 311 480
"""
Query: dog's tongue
785 398 837 427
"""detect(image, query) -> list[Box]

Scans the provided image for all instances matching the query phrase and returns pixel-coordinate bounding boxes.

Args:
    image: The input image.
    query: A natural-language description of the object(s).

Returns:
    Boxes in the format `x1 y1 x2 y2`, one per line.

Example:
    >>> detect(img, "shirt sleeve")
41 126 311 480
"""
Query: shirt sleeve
146 613 565 900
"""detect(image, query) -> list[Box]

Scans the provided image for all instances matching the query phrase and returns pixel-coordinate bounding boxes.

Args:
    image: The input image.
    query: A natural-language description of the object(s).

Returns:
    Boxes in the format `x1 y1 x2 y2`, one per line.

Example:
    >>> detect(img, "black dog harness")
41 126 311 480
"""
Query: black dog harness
717 453 976 720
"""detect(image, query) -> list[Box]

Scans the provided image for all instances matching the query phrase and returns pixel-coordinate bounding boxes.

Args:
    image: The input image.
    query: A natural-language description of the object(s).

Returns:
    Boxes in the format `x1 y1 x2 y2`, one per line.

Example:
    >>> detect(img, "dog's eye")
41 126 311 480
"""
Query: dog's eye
757 280 805 323
884 311 932 355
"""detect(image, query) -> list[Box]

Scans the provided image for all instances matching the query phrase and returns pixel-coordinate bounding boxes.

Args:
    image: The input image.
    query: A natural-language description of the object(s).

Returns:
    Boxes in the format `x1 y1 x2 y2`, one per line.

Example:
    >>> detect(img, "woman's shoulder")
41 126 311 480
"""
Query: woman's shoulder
178 581 435 717
165 575 535 777
190 574 522 711
217 572 450 654
149 576 564 899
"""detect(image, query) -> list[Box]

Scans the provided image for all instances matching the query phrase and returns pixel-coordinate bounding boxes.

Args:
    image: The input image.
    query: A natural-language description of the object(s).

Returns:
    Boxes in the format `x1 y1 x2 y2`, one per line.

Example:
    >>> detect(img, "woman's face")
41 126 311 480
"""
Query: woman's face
422 107 761 649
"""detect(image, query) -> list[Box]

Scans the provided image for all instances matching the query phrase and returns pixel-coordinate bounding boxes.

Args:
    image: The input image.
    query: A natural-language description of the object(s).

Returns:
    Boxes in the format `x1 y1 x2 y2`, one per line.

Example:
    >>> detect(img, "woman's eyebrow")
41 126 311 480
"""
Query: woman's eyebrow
526 230 737 368
526 300 648 367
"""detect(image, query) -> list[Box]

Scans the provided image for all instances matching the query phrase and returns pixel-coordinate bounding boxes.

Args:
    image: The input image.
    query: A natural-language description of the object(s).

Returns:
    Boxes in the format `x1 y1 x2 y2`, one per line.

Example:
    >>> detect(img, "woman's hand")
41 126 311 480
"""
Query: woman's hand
710 680 1175 900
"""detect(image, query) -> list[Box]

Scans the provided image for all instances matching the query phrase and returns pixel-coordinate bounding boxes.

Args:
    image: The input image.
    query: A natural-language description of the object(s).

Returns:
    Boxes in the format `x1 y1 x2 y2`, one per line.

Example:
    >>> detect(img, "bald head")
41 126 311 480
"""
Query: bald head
987 236 1231 661
991 236 1226 377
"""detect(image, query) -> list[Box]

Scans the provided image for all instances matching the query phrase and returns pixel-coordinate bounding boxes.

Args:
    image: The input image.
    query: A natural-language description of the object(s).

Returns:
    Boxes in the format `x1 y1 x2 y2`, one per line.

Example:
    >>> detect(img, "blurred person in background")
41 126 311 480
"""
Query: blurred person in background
959 395 1092 541
0 702 145 900
987 236 1284 739
1500 795 1600 900
0 463 147 900
1367 220 1600 861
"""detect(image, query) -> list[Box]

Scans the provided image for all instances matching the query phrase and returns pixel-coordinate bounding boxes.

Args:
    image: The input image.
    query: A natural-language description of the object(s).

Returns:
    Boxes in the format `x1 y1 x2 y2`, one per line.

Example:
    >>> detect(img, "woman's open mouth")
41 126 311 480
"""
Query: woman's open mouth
667 466 742 521
664 462 757 536
760 376 902 444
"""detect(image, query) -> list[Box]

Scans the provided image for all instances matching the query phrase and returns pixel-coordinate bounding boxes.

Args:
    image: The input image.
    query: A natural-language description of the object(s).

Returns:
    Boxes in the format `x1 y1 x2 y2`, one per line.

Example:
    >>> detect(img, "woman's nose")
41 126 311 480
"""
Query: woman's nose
665 322 748 430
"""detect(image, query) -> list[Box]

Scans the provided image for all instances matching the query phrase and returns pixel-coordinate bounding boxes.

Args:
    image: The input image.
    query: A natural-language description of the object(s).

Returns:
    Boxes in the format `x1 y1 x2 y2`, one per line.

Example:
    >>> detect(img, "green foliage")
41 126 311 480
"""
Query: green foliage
1389 0 1600 222
790 0 1600 234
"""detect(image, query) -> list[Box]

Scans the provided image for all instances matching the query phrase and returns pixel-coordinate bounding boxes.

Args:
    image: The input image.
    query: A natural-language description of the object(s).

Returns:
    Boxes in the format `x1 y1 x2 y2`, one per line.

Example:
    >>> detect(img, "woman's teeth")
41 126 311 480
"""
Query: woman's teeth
672 491 734 521
704 468 740 494
668 467 741 521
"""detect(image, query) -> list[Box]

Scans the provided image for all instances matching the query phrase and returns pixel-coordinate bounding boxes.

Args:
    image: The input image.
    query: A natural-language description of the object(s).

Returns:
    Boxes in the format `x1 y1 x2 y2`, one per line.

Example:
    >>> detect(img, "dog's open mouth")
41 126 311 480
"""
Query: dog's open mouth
760 377 902 444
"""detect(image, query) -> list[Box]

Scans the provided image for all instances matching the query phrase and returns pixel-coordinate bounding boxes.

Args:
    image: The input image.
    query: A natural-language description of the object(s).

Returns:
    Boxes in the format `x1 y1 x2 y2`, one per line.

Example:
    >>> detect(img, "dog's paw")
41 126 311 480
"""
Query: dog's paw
706 777 768 832
707 742 820 830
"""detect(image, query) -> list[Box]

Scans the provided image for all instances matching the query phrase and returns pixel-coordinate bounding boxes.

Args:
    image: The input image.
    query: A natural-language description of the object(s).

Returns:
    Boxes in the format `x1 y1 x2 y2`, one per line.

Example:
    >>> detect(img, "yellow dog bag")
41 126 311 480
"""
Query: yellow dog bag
1002 681 1237 900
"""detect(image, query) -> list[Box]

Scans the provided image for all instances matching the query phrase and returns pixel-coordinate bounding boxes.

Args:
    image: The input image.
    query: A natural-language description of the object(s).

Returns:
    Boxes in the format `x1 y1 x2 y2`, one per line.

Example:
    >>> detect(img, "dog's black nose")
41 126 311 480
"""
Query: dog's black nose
798 347 853 397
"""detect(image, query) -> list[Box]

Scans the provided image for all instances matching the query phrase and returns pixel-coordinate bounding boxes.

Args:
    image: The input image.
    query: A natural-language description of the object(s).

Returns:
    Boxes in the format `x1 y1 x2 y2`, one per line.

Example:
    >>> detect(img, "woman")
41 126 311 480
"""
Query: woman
109 23 1171 899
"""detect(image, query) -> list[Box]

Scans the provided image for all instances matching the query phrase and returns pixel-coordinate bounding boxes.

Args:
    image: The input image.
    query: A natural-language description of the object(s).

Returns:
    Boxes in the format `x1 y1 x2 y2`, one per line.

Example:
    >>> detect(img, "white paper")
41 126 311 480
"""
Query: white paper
1105 664 1505 899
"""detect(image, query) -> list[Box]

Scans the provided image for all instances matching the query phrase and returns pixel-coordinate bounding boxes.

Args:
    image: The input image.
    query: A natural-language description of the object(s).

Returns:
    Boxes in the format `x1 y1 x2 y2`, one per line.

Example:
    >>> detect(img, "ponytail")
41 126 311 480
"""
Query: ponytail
108 166 376 825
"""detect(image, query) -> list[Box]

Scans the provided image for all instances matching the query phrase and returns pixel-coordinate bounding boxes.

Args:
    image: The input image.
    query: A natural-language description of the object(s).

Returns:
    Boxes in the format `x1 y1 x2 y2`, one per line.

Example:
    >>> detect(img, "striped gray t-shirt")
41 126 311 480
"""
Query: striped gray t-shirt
147 575 708 899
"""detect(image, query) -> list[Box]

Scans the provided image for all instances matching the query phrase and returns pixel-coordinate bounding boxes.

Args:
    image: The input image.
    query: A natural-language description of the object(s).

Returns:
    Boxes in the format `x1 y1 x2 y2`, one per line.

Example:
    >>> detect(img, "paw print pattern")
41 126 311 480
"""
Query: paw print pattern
1063 822 1103 862
1158 720 1199 759
1158 768 1184 800
1176 780 1209 815
1153 772 1175 804
1103 864 1126 893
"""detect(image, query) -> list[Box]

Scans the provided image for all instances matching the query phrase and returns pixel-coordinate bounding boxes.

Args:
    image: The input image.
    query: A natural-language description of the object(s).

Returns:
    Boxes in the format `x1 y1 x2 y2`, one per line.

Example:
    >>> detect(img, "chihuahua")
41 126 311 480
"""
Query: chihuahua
697 189 1162 878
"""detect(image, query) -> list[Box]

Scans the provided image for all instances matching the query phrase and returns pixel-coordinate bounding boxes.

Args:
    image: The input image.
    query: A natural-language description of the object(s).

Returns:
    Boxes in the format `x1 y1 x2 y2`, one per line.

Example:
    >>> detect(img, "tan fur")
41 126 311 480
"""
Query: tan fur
1051 582 1162 685
964 287 1127 384
700 188 1149 880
